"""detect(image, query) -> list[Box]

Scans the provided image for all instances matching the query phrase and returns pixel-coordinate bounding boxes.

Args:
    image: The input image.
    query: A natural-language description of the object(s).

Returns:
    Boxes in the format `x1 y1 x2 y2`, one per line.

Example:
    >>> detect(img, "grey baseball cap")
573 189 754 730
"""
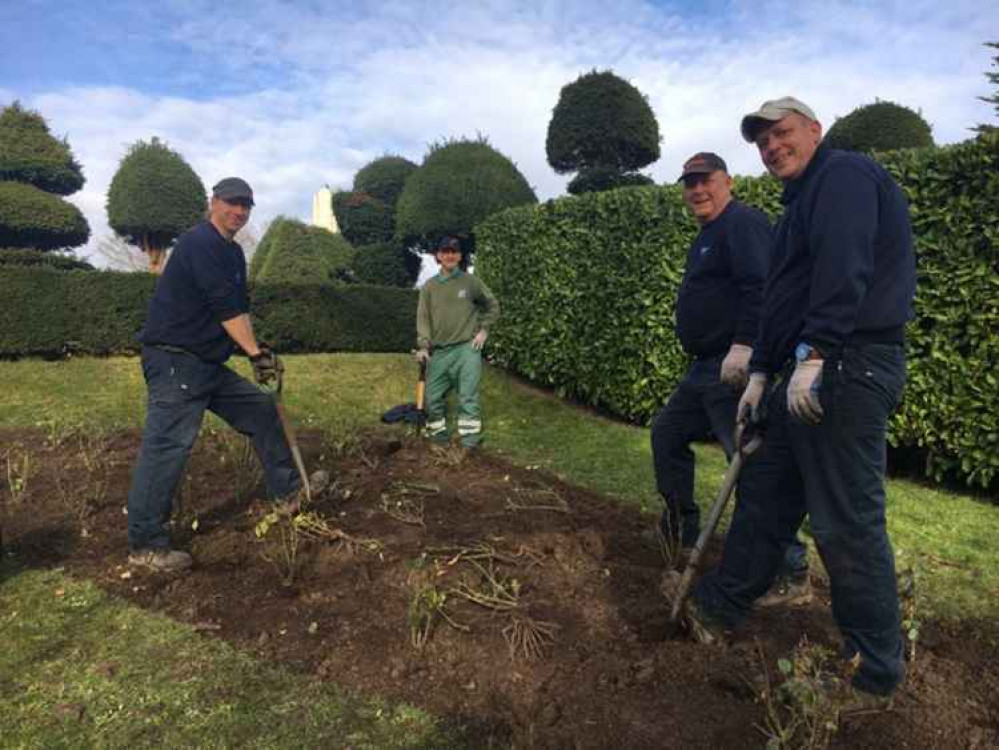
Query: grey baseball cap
740 96 818 142
212 177 255 206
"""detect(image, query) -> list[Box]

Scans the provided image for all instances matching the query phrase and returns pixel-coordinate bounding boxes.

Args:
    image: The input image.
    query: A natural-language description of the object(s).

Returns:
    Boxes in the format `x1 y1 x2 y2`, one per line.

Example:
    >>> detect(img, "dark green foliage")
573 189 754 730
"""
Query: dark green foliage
353 155 417 206
332 190 394 246
106 138 207 253
0 248 93 271
0 181 90 250
567 168 654 196
253 218 355 285
476 133 999 489
0 266 416 356
824 101 934 153
396 138 537 252
0 102 85 195
976 41 998 133
546 70 661 184
248 217 285 282
351 242 417 287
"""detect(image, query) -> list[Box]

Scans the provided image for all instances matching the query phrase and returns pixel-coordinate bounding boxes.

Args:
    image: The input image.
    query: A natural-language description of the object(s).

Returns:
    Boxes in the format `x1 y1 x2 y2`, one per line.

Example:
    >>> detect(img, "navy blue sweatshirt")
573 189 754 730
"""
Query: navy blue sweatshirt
749 144 916 374
139 220 249 363
675 200 772 358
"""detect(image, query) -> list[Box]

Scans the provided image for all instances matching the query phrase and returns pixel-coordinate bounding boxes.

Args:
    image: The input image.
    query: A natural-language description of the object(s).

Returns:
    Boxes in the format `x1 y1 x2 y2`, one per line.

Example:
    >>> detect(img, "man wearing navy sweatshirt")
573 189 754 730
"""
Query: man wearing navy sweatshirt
684 98 916 709
126 177 320 572
652 153 810 602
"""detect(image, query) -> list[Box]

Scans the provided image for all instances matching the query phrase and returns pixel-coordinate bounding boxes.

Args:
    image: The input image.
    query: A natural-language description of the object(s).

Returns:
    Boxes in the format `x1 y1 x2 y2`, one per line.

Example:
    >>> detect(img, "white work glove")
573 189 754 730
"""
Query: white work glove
720 344 753 388
737 373 768 425
414 348 430 365
787 360 824 425
471 330 488 350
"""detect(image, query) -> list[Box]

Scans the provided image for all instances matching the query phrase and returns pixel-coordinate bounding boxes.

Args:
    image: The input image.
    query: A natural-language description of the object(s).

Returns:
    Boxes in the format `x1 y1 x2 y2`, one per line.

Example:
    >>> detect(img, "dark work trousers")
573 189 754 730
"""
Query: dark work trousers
127 346 300 551
693 343 907 696
651 355 808 577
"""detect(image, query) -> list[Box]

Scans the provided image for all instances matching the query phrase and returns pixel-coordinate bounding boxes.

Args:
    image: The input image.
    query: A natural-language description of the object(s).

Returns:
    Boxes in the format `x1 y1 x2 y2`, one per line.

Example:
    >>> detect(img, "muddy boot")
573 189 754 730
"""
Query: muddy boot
681 597 726 646
128 548 192 572
274 470 330 516
756 574 813 608
839 687 894 717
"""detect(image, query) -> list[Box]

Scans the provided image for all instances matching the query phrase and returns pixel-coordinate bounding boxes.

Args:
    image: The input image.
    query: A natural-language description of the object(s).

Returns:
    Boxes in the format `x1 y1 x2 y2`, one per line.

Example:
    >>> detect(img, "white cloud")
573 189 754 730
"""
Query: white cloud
6 0 994 267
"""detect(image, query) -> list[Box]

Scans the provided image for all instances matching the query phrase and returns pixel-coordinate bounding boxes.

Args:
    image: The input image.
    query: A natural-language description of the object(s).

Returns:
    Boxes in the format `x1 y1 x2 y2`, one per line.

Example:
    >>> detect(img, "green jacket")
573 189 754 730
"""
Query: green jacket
416 270 500 349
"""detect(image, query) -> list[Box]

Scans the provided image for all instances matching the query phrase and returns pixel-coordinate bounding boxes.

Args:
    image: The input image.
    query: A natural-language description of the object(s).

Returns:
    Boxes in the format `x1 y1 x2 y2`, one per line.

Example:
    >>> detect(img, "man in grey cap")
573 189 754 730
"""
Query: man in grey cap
651 152 810 601
683 97 916 710
126 177 326 572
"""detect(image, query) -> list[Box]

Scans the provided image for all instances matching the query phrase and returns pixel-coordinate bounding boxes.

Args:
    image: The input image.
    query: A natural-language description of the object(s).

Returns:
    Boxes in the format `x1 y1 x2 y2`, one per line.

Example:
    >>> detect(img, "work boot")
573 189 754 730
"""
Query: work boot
756 574 814 608
128 548 192 572
681 597 726 646
839 687 894 716
274 470 331 516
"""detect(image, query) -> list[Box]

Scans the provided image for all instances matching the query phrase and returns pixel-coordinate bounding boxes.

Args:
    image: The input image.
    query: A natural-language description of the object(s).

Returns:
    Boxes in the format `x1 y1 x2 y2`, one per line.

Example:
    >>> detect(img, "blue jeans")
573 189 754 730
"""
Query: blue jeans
693 343 907 695
651 355 808 575
127 346 299 551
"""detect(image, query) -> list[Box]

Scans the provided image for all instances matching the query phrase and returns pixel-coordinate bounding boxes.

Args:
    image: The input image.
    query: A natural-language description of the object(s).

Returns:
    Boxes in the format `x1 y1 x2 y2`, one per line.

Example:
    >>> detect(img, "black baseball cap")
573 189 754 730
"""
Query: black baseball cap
212 177 255 206
677 152 728 182
436 236 462 253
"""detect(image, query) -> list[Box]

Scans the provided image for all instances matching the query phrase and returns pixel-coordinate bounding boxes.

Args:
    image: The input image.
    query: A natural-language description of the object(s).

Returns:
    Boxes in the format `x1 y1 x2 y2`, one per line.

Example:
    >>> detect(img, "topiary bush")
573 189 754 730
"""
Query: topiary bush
353 155 417 206
824 101 934 153
396 137 537 253
0 247 93 271
253 218 355 285
351 242 416 287
332 190 394 246
0 181 90 250
567 167 654 196
0 102 85 195
546 70 661 193
106 138 206 273
477 133 999 489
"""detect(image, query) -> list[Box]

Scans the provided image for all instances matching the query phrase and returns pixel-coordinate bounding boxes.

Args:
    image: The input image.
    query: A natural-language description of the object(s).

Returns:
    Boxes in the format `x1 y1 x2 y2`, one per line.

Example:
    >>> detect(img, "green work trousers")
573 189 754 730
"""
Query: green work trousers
425 342 482 447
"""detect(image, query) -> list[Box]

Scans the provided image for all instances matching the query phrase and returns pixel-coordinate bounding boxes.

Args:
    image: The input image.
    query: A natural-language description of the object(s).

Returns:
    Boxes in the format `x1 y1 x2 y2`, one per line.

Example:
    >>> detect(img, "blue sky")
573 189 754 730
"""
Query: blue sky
1 0 995 268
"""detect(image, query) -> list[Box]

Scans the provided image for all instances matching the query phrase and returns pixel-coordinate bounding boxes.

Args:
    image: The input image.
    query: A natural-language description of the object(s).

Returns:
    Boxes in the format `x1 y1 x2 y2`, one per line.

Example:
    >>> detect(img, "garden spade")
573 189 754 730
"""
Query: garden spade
272 374 311 504
415 358 427 436
669 423 763 624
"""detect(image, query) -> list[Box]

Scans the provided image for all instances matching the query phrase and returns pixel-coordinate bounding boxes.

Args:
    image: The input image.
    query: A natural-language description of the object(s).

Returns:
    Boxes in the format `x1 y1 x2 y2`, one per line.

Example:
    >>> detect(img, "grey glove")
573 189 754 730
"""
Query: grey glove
415 348 431 365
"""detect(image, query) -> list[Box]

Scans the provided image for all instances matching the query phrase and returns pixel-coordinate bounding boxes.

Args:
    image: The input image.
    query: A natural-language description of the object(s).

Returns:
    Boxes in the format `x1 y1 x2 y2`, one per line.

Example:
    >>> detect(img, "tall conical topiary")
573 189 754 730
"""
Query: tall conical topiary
106 137 207 274
824 101 934 153
396 137 537 257
0 101 90 253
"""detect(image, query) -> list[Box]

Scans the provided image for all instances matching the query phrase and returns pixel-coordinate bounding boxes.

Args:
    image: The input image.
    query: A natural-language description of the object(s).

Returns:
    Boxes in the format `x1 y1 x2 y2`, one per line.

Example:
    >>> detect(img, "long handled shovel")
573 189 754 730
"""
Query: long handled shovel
669 425 763 624
415 359 428 437
273 376 311 504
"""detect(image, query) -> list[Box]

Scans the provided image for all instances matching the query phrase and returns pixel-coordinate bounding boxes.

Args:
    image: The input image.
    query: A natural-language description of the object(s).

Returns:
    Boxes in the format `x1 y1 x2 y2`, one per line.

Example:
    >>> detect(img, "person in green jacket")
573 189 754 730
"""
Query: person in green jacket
416 236 500 448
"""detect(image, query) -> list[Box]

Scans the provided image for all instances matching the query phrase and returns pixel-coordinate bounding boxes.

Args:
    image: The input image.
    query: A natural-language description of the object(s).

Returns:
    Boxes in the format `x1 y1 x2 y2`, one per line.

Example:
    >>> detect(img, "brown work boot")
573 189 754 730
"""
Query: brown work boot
839 687 894 717
681 597 726 646
274 470 330 516
128 548 192 572
756 574 813 608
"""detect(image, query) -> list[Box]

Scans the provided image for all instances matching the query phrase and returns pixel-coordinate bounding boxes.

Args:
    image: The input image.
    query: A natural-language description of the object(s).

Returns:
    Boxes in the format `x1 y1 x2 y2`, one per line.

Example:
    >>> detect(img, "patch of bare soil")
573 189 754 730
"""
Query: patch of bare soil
2 427 997 750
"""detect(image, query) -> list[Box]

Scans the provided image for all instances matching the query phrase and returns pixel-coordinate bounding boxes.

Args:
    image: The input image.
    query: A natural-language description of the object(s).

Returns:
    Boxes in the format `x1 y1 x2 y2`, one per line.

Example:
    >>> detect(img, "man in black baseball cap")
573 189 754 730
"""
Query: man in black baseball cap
127 175 327 572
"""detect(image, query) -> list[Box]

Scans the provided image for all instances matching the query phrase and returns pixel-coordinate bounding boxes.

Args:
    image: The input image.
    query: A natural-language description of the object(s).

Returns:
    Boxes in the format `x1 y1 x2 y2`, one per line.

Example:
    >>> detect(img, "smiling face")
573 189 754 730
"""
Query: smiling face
435 246 462 275
753 113 823 182
209 197 252 239
681 170 733 225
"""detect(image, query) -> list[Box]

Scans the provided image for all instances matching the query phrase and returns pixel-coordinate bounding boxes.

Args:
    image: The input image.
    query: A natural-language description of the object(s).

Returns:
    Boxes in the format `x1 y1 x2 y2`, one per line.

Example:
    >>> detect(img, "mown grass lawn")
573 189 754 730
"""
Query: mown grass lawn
2 353 997 747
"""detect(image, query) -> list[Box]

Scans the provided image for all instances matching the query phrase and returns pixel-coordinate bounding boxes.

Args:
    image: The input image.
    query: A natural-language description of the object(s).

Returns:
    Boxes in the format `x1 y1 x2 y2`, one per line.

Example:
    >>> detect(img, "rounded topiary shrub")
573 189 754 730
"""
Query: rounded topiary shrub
0 101 85 196
332 190 394 246
353 155 417 206
0 181 90 250
825 101 934 153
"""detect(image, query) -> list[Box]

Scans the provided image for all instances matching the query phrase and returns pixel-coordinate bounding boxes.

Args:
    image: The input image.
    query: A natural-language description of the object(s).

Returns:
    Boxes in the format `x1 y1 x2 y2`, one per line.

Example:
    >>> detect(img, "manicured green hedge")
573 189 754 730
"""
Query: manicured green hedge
0 181 90 250
253 218 355 285
0 267 416 357
0 247 94 271
477 134 999 488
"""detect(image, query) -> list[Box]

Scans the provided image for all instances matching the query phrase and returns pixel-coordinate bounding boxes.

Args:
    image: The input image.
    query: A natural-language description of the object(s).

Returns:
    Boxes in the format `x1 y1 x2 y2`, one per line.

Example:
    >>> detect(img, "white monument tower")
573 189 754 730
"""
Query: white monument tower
311 185 339 234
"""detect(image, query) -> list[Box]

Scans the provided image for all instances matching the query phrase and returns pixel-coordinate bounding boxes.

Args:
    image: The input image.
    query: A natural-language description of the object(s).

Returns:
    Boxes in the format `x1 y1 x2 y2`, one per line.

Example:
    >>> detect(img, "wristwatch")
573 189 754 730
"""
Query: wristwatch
795 342 823 362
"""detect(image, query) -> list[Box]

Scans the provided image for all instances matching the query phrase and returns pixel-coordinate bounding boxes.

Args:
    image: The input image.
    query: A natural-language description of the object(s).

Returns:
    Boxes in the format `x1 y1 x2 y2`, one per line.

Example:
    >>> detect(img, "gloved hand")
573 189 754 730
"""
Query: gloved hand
720 344 752 388
737 373 768 425
787 360 824 424
414 348 431 365
251 346 283 392
472 330 488 351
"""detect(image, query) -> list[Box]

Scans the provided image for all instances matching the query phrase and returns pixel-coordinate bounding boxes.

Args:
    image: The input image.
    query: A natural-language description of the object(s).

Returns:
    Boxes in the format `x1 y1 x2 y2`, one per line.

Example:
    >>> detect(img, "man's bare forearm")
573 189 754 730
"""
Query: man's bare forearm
221 313 262 357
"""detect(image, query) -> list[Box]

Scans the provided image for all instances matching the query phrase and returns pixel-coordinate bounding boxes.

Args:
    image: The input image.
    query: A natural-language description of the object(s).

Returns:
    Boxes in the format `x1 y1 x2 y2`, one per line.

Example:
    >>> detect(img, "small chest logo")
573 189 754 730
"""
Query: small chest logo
458 289 468 299
699 246 712 257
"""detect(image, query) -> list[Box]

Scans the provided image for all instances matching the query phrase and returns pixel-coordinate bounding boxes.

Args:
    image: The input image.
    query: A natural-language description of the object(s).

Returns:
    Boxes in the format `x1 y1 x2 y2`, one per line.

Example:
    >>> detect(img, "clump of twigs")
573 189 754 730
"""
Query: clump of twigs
502 614 559 660
505 481 568 513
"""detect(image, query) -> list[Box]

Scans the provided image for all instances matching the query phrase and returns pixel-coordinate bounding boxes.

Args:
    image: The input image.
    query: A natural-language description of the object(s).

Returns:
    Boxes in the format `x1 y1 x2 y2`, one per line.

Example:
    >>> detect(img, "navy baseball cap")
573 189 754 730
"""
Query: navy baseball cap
212 177 255 206
436 236 462 253
678 152 728 182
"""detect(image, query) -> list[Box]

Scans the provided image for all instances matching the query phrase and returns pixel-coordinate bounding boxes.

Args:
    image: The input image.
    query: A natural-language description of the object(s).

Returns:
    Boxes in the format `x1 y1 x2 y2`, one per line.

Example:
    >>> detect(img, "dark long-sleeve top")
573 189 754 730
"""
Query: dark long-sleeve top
139 220 249 363
675 199 772 358
749 144 916 375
